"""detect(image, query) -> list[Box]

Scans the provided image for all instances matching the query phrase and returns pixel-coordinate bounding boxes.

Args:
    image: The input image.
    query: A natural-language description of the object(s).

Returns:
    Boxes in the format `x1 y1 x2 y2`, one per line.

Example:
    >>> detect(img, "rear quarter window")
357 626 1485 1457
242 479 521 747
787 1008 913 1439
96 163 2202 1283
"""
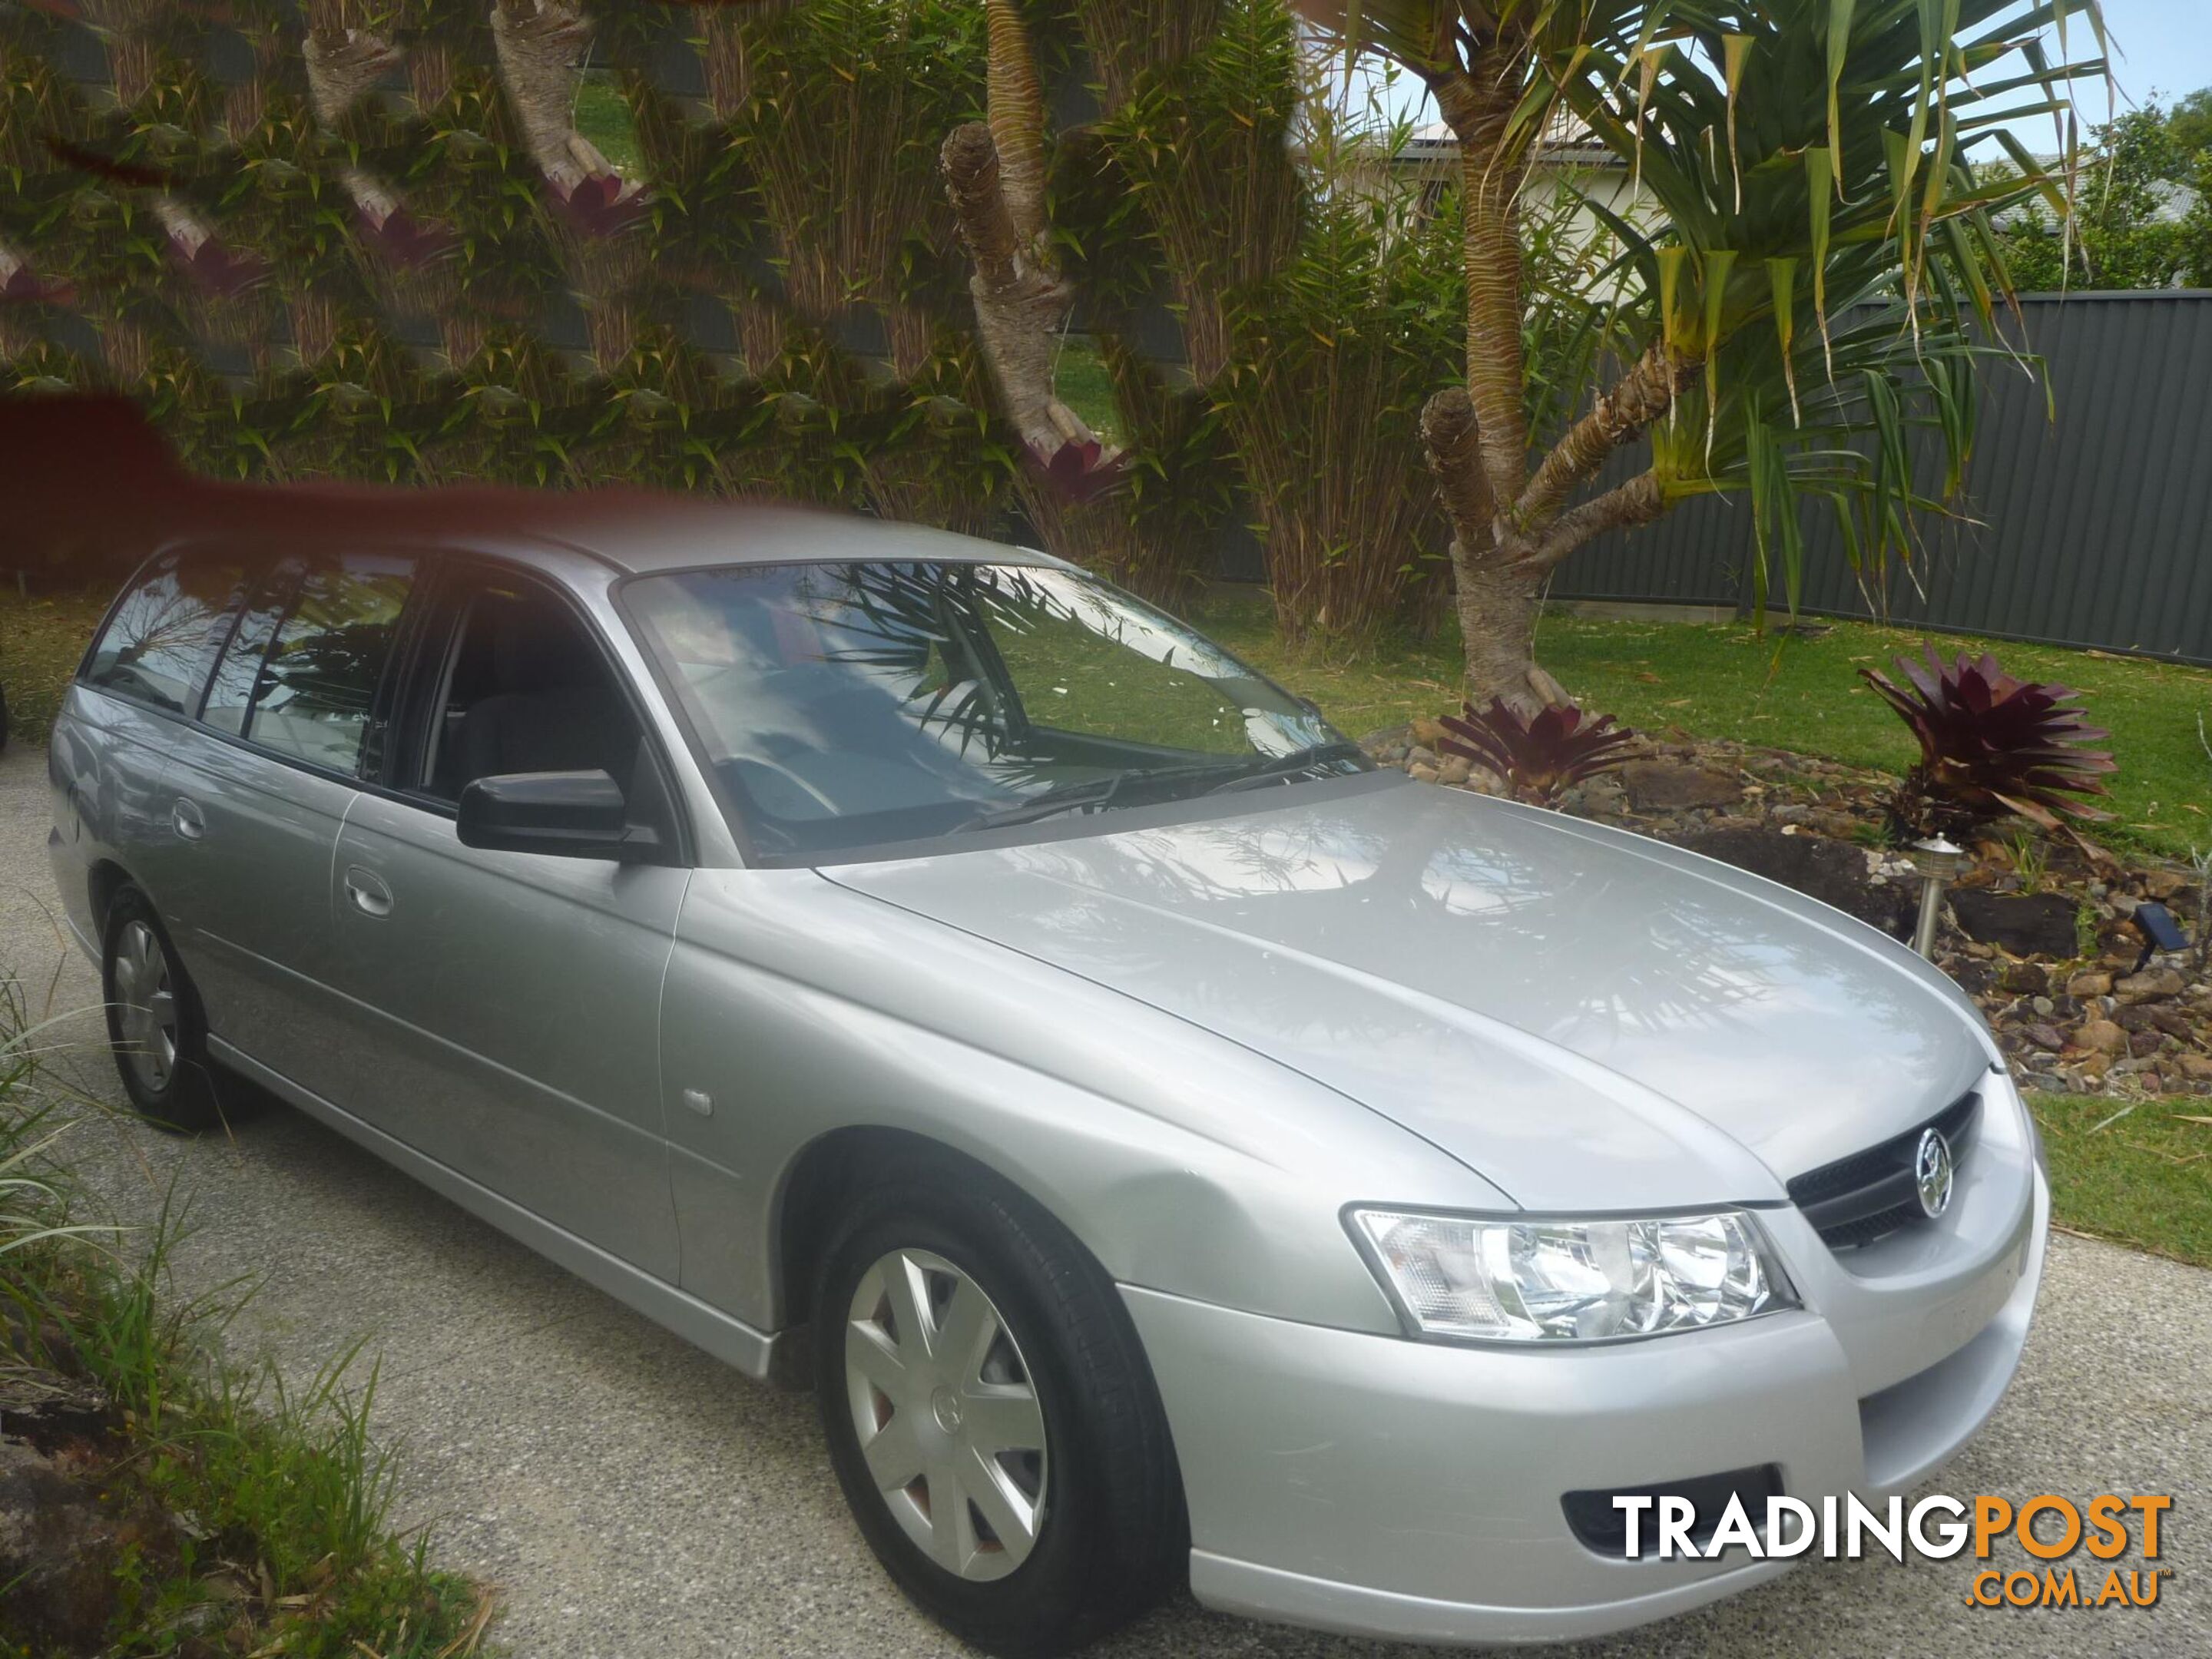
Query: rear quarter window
81 548 253 715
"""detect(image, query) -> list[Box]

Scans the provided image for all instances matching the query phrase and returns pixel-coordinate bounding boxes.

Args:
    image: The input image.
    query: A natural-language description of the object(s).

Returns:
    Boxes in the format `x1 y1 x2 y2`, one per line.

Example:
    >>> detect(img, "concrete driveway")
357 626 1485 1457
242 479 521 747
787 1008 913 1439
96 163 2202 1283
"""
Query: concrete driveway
0 740 2203 1659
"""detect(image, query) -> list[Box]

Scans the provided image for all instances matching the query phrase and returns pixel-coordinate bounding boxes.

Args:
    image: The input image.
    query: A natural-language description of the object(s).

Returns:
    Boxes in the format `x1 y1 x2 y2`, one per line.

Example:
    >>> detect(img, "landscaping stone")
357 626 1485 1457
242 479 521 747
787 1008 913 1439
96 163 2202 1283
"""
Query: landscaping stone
1619 760 1743 811
1671 824 1911 936
2073 1018 2129 1055
2114 967 2186 1002
2066 971 2113 998
1950 890 2081 958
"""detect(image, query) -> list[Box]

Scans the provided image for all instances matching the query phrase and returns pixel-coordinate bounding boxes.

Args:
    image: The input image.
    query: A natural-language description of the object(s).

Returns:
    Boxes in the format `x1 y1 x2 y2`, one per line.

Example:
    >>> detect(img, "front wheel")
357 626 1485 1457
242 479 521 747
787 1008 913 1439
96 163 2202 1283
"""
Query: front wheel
814 1158 1184 1657
101 886 221 1133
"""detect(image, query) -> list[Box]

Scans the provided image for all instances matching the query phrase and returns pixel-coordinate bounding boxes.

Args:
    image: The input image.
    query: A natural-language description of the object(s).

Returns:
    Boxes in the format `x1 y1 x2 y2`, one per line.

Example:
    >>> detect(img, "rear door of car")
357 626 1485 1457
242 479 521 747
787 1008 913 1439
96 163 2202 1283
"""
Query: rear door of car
322 552 687 1279
160 546 421 1099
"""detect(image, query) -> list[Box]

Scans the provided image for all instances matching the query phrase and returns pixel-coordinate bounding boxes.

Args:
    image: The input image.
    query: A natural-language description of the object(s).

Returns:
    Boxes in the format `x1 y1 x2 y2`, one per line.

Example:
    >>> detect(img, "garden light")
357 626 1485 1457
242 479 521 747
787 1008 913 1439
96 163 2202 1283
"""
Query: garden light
1907 836 1968 960
2130 900 2188 969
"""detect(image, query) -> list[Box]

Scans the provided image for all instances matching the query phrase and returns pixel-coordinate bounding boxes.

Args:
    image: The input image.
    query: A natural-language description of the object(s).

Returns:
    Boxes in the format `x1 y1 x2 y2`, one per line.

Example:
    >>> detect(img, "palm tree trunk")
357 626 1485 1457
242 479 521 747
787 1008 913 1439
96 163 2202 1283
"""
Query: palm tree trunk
1434 70 1532 510
984 0 1051 260
1452 554 1568 711
490 0 612 191
941 123 1089 457
1426 53 1685 710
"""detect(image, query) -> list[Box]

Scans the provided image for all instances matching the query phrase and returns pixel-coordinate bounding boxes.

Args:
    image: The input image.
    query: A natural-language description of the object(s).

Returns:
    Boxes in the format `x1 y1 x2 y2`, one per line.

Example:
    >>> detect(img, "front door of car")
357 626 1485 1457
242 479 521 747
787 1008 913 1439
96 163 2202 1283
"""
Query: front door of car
323 559 685 1279
158 548 417 1099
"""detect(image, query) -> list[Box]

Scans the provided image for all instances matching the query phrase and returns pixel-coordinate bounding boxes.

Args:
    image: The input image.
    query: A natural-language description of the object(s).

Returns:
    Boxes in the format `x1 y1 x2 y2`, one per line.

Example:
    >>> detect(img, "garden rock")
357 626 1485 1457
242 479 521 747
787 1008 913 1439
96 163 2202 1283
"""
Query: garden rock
2114 967 2185 1002
2073 1018 2129 1056
1950 891 2079 958
1620 760 1742 811
2066 971 2113 998
1670 825 1911 936
0 1439 127 1651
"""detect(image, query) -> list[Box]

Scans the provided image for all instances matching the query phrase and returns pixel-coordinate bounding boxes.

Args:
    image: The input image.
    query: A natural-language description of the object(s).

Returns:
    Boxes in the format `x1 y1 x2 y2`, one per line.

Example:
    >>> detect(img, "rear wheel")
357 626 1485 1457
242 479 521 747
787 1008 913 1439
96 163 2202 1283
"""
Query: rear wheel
101 887 221 1133
814 1157 1184 1657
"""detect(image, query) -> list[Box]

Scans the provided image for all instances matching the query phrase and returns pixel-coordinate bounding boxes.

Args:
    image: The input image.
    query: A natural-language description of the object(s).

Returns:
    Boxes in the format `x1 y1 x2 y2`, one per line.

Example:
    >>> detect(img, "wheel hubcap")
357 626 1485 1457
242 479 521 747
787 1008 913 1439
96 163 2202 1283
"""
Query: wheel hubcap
844 1248 1049 1581
112 919 178 1094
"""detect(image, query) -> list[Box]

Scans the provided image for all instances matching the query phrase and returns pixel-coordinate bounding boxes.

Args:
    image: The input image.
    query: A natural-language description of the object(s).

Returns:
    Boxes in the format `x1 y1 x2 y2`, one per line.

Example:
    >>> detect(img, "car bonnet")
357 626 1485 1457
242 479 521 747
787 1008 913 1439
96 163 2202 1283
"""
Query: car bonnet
820 783 1995 1211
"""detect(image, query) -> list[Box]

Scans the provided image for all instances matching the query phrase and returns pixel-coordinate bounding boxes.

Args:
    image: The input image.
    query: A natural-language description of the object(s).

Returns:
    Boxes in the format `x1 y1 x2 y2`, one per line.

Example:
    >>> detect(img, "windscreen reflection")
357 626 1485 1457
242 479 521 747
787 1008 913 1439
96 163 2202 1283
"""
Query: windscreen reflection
624 560 1351 859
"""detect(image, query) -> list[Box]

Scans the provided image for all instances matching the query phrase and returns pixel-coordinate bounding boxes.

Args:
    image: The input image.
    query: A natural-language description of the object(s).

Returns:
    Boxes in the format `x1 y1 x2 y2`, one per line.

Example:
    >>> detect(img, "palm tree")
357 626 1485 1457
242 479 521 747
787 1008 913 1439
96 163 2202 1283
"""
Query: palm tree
940 0 1101 462
1303 0 2108 708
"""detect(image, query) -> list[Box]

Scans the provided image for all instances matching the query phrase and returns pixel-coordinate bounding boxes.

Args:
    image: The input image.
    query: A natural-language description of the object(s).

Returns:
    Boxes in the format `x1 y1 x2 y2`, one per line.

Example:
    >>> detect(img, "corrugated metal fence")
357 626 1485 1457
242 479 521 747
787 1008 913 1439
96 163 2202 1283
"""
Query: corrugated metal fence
1551 291 2212 664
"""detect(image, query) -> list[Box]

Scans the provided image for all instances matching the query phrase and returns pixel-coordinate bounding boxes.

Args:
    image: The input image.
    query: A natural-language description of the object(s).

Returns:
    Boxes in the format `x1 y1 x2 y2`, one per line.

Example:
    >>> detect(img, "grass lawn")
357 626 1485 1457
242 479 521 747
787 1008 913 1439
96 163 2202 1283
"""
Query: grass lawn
2 584 108 747
2028 1093 2212 1269
1052 336 1120 447
575 72 643 176
1188 587 2212 866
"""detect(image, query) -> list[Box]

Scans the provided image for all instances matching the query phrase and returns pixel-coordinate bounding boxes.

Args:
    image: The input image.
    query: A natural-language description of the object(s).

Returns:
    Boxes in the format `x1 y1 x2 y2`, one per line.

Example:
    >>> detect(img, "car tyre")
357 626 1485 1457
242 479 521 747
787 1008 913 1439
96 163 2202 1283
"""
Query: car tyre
101 886 222 1134
813 1155 1185 1658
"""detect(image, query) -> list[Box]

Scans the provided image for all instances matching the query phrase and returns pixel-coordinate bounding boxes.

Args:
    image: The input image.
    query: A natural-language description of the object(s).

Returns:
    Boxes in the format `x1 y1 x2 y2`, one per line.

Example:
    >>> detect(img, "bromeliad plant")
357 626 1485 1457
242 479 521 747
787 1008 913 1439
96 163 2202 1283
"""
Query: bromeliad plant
1438 698 1637 807
1858 647 2117 839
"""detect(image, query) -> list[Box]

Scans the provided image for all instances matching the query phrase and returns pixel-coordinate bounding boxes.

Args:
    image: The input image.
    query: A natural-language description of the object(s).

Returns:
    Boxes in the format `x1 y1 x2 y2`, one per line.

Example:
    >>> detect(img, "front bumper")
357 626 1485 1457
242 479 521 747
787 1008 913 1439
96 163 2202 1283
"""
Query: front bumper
1123 1079 2047 1647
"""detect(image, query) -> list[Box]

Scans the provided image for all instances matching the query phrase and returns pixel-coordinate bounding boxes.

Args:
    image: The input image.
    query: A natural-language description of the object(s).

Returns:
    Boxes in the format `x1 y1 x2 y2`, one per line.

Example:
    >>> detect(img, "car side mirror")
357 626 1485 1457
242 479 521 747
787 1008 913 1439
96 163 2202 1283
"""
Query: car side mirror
456 770 664 863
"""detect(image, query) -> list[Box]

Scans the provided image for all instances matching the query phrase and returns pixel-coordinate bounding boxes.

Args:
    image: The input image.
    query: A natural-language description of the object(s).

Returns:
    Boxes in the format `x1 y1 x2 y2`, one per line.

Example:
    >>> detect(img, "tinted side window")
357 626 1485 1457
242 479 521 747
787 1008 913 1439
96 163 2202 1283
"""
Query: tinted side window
416 577 641 803
234 555 417 776
82 548 251 714
200 565 295 737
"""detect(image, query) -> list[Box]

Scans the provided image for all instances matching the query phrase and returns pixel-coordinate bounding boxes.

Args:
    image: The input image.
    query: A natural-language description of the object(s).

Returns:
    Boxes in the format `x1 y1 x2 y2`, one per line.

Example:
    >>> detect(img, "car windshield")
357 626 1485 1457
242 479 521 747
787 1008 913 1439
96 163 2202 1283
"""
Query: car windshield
622 560 1364 861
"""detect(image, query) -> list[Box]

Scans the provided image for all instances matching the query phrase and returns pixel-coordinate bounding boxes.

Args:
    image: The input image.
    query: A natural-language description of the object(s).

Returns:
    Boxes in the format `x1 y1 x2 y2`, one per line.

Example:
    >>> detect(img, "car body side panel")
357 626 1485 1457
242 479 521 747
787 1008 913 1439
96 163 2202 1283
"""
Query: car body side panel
323 795 687 1280
47 687 179 950
657 866 1502 1336
152 724 362 1094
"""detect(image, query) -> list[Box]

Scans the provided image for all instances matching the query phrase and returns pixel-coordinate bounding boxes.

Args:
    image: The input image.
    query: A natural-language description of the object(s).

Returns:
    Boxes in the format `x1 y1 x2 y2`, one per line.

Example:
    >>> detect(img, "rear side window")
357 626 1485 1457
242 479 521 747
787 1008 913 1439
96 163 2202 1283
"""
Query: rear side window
200 567 293 737
82 548 251 714
205 553 417 776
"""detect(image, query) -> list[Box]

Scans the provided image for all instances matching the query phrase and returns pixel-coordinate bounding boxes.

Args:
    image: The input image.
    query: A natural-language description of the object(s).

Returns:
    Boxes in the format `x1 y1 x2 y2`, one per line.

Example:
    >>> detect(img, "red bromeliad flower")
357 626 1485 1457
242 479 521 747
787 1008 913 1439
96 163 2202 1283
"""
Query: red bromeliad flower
355 203 459 271
1436 698 1637 806
1857 647 2115 836
550 174 649 238
167 228 267 298
1030 437 1126 505
0 263 77 306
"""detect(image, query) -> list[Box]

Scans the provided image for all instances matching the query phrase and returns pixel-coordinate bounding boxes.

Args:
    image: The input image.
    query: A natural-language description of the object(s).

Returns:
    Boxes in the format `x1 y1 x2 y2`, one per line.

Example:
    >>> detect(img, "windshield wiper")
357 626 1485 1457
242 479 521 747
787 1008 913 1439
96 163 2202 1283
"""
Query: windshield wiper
954 759 1245 833
1201 740 1371 796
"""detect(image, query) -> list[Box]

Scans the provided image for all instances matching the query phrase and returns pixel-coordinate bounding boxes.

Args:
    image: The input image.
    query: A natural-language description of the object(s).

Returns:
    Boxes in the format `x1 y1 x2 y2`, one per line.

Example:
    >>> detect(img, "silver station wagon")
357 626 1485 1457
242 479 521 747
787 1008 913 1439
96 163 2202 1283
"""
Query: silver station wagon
50 491 2045 1655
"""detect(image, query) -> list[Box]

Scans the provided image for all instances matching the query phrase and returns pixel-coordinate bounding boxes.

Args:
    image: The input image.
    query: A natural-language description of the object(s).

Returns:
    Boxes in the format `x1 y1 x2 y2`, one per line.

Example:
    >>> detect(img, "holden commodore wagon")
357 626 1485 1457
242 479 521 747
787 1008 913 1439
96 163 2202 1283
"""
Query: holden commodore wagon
49 489 2045 1655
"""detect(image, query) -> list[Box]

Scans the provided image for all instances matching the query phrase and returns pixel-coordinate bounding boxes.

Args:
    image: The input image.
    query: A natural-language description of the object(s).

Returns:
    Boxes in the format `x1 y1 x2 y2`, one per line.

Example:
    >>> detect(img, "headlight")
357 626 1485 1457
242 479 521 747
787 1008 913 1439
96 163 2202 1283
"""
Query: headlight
1349 1207 1796 1343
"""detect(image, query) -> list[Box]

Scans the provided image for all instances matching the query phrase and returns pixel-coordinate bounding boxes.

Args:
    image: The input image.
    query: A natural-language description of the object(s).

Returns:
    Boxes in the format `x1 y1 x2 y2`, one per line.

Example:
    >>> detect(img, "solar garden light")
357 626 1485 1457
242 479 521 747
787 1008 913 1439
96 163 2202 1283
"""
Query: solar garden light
1907 837 1967 960
2129 901 2189 973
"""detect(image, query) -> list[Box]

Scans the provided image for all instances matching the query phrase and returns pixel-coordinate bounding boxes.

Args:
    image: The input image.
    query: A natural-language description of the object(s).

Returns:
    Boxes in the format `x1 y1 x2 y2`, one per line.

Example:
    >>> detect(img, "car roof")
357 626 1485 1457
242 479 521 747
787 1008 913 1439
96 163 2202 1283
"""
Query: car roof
161 481 1055 578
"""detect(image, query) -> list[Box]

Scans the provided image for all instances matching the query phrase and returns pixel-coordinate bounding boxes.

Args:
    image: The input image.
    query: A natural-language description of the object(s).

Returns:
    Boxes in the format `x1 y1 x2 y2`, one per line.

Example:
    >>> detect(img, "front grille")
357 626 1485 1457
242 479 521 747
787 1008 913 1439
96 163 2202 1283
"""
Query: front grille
1787 1090 1980 1250
1561 1464 1786 1558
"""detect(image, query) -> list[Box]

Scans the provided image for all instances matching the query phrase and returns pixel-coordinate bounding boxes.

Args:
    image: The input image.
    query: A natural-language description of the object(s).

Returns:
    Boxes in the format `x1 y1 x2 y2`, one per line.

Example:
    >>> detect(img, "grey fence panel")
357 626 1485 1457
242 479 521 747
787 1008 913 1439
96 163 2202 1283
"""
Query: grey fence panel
1552 292 2212 664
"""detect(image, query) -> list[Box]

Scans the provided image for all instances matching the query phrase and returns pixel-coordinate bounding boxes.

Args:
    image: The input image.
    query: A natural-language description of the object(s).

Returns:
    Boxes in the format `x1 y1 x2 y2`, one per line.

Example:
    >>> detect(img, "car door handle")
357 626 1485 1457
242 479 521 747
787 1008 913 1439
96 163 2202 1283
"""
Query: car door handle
343 866 394 919
171 796 205 842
